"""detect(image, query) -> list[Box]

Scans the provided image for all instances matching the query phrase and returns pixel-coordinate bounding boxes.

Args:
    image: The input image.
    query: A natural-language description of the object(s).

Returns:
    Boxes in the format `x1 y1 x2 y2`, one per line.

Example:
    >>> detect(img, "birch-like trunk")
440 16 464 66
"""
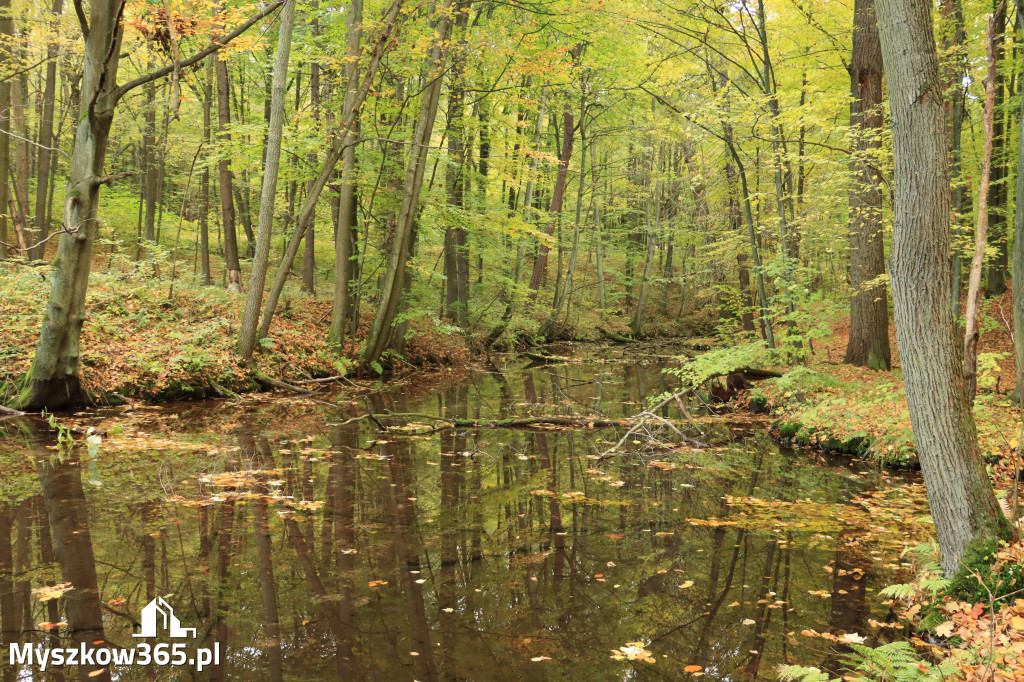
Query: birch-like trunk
238 0 295 360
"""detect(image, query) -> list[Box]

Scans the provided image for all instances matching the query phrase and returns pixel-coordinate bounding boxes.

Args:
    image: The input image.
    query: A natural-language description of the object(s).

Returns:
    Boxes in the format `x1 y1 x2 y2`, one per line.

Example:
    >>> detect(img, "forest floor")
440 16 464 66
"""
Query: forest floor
751 289 1020 468
0 261 472 405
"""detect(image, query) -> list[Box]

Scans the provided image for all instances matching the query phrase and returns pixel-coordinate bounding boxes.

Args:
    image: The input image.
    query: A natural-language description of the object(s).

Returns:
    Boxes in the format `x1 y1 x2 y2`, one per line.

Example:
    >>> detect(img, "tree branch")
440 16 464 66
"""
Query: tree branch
114 0 285 102
73 0 89 39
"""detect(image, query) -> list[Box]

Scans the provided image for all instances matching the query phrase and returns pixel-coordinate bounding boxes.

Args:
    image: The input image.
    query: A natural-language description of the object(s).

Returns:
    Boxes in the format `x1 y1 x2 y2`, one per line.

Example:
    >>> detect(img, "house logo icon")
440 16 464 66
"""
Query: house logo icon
133 597 197 638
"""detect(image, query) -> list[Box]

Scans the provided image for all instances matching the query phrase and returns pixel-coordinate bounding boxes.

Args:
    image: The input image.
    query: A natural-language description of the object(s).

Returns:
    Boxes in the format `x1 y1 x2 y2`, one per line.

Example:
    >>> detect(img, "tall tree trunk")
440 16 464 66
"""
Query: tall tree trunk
13 0 126 409
200 57 213 284
10 62 29 256
1011 2 1024 402
143 79 158 242
0 0 11 261
215 19 242 292
302 6 321 295
238 0 295 360
844 0 892 371
527 102 575 304
941 0 967 318
327 0 364 349
362 0 456 365
876 0 1010 576
986 0 1009 296
542 88 587 338
443 3 470 327
631 172 659 337
29 0 64 261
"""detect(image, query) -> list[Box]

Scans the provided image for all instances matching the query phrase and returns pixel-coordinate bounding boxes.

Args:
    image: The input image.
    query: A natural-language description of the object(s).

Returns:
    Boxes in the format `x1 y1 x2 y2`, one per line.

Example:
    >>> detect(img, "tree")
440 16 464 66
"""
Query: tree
12 0 284 411
844 0 892 371
875 0 1010 576
362 0 456 366
238 0 296 361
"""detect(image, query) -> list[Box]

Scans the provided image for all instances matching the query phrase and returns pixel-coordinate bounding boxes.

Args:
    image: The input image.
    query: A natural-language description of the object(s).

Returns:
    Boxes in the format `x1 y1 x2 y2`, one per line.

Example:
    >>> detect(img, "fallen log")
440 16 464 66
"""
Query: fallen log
382 411 628 429
598 327 634 344
523 351 571 365
250 370 314 395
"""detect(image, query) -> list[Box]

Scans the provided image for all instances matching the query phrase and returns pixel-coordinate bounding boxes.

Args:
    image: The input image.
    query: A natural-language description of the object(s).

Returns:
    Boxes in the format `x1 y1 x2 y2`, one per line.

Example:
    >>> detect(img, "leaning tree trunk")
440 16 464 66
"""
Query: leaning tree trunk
238 0 295 361
10 0 284 410
13 0 126 410
844 0 892 371
362 0 455 366
876 0 1010 576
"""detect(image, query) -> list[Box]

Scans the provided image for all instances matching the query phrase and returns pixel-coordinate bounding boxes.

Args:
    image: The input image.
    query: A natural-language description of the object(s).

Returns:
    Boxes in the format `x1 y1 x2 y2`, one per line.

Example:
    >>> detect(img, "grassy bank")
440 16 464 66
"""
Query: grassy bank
0 259 471 405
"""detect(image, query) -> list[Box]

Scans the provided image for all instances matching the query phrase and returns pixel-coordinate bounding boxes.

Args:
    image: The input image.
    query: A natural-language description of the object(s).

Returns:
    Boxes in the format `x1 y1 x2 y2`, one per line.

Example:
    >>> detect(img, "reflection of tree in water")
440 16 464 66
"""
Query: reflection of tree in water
37 452 111 681
0 361 908 680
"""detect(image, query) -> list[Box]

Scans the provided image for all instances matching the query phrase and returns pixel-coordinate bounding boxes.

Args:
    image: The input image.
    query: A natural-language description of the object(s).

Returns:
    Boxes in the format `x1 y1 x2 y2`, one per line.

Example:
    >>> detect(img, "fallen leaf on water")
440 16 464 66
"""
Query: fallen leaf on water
679 580 695 589
531 656 552 662
368 580 388 588
33 583 73 602
684 665 703 673
742 619 756 626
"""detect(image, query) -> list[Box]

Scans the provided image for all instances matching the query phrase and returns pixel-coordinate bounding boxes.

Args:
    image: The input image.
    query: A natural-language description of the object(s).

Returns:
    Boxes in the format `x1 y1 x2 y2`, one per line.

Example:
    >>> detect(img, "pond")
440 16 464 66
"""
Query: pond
0 348 920 680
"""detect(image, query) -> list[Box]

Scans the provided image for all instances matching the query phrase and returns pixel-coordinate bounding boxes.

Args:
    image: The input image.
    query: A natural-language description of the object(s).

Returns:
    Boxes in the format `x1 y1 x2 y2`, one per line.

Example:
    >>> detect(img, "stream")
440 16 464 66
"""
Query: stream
0 347 919 680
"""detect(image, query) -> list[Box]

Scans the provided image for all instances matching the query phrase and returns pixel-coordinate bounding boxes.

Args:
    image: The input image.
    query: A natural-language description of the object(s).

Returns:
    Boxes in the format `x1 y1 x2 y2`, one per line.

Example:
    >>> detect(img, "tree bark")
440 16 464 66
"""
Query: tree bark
238 0 296 360
876 0 1010 576
844 0 892 371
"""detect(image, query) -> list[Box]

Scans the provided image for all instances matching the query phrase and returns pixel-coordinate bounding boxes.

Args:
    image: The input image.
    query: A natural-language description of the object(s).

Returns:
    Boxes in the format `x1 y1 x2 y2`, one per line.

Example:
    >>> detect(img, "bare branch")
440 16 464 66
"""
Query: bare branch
73 0 89 39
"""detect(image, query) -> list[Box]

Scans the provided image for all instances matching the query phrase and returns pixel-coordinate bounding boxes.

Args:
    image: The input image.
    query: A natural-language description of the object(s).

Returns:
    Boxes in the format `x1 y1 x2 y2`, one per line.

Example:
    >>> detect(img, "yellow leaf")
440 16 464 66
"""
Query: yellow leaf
1011 616 1024 631
684 665 703 673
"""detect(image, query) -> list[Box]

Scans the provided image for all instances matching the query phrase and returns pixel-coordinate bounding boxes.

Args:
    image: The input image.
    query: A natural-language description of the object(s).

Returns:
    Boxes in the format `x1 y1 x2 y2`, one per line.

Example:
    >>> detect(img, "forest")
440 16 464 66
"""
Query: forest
2 0 1024 679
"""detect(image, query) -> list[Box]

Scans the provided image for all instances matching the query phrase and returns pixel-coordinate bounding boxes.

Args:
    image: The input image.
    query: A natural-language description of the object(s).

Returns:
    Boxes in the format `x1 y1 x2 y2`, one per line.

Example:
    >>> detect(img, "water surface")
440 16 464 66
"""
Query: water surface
0 350 915 680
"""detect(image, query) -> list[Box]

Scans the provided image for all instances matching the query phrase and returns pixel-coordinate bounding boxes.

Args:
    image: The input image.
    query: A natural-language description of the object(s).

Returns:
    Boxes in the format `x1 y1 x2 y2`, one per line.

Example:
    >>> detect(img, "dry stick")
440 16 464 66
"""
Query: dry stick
167 143 204 299
964 5 1005 403
601 391 707 456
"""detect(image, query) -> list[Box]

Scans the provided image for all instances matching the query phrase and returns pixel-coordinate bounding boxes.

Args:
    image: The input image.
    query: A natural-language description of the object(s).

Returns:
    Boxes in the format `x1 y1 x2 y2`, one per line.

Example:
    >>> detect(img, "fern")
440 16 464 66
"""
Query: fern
842 642 958 682
878 583 916 599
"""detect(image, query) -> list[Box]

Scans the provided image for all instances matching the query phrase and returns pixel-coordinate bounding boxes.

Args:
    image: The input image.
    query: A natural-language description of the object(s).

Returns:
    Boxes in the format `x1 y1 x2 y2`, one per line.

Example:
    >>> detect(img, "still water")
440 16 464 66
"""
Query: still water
0 351 917 680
